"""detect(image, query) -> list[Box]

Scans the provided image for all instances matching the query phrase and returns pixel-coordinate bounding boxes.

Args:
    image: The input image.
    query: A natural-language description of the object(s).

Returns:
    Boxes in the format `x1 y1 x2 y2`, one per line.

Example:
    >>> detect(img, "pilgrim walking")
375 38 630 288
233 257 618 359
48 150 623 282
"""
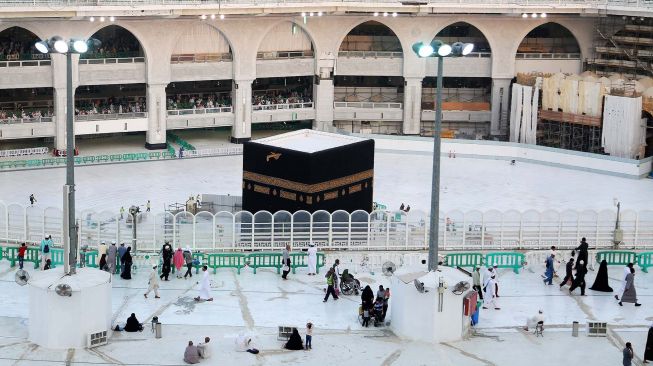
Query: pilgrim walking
574 237 589 271
559 258 574 289
569 260 587 296
590 259 613 292
144 265 161 299
616 263 634 301
619 267 642 307
307 243 318 276
195 265 213 302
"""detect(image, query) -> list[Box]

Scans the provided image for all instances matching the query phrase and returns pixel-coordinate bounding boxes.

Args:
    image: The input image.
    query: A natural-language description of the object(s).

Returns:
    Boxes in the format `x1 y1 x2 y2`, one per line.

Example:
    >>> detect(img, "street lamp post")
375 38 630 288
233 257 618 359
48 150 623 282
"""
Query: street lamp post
412 41 474 271
36 37 99 275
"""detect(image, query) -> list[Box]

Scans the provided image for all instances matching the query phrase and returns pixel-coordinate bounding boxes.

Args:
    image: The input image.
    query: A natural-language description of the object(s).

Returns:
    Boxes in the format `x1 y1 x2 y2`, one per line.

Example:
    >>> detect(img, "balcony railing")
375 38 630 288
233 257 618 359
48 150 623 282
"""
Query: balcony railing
0 0 652 9
167 107 233 116
515 53 581 59
0 116 54 124
257 50 314 60
79 57 145 65
252 102 313 111
338 51 403 59
170 53 232 63
0 59 51 67
75 112 147 121
334 101 402 109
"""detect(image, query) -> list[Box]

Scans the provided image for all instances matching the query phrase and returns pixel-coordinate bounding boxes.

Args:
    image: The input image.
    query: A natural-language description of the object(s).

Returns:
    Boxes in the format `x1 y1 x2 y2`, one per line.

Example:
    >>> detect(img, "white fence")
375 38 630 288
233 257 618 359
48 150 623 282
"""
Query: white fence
167 107 233 116
0 147 48 158
0 116 54 124
75 112 147 121
334 101 402 109
183 146 243 158
252 102 313 111
1 202 652 252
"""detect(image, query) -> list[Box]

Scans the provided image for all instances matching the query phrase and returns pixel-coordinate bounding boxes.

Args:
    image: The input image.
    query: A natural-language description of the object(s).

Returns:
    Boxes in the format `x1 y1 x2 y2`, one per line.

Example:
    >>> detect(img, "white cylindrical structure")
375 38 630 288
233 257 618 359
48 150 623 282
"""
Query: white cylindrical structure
29 267 112 349
390 266 471 343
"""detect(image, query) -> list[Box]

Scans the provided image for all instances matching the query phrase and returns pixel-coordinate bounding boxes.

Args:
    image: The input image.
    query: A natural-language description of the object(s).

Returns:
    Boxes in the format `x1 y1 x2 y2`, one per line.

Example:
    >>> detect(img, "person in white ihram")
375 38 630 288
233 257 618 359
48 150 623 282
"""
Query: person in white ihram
195 265 213 302
483 275 500 310
144 265 160 299
523 309 544 331
307 243 318 276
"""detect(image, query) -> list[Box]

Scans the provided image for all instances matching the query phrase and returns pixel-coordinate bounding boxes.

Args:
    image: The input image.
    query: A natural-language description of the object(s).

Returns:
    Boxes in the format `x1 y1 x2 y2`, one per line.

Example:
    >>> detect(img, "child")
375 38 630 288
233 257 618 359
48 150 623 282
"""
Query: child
18 243 27 270
305 322 313 350
43 259 51 270
362 308 370 327
373 298 384 326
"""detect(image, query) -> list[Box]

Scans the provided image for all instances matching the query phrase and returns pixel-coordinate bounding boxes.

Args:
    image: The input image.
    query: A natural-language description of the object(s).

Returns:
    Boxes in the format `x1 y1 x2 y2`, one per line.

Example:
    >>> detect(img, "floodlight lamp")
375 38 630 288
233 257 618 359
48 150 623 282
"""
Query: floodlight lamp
72 39 88 53
52 37 69 53
462 43 474 55
35 41 49 54
437 44 452 57
412 42 433 58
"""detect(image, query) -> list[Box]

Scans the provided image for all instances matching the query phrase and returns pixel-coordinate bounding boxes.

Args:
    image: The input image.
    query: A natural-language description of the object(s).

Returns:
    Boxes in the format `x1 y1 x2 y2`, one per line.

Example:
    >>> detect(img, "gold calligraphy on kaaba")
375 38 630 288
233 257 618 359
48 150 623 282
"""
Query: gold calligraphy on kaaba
243 169 373 194
266 152 282 162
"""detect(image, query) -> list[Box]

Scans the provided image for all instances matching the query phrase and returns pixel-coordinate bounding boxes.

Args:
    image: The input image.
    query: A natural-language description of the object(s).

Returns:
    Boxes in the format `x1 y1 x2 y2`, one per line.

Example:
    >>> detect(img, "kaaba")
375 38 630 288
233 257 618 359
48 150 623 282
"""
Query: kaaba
242 129 374 213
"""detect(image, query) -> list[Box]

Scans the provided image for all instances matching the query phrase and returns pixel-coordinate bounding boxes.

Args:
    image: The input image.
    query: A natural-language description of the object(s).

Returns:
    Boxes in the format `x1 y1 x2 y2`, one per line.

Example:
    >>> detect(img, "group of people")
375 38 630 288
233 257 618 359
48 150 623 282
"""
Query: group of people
283 323 314 351
623 325 653 366
252 90 312 107
97 241 134 279
83 38 141 59
167 93 232 110
75 98 146 116
543 239 642 306
183 337 212 364
0 109 51 123
0 39 34 60
472 264 501 310
360 285 390 327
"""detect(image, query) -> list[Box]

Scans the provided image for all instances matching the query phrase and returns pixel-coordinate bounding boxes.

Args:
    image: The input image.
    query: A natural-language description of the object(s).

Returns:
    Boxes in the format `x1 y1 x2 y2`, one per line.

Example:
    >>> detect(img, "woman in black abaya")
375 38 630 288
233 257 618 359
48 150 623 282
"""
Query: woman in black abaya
284 328 304 350
590 259 613 292
644 323 653 363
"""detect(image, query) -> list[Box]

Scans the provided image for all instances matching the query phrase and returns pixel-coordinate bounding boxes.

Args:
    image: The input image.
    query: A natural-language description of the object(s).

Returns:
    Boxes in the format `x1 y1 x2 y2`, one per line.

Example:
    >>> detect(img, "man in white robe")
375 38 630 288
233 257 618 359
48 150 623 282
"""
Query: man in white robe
144 265 160 299
195 265 213 302
482 275 500 310
615 263 634 301
307 243 318 275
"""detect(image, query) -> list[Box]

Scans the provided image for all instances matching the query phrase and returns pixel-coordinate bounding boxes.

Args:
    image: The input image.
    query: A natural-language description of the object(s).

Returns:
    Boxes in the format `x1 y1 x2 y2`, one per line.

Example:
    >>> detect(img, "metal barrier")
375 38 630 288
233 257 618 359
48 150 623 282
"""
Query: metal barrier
170 53 232 63
338 51 403 58
515 53 581 59
0 59 51 67
0 116 54 124
75 112 147 121
252 102 313 111
1 204 651 252
0 147 48 158
167 107 233 116
333 101 402 109
257 50 314 60
183 146 243 158
78 57 145 65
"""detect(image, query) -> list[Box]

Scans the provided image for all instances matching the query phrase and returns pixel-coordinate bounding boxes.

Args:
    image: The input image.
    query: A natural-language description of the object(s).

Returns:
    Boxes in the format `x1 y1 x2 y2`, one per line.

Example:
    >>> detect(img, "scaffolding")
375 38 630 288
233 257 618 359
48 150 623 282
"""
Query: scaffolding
588 16 653 78
537 110 604 153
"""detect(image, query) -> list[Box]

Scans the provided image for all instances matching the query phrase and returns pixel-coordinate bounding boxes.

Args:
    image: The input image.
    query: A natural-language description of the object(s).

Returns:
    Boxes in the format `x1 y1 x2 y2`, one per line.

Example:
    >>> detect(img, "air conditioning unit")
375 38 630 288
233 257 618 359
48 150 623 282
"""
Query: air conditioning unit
87 330 108 348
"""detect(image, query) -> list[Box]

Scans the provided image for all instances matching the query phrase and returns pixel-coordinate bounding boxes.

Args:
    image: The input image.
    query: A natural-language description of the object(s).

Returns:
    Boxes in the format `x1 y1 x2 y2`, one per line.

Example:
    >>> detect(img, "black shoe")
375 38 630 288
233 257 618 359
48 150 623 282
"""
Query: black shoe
619 302 623 306
614 295 619 300
635 303 642 307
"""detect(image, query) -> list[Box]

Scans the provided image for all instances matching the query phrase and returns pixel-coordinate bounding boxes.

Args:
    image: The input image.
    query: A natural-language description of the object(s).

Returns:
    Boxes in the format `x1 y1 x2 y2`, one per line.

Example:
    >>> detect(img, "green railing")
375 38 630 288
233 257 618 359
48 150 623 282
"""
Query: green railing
0 150 178 170
167 132 196 151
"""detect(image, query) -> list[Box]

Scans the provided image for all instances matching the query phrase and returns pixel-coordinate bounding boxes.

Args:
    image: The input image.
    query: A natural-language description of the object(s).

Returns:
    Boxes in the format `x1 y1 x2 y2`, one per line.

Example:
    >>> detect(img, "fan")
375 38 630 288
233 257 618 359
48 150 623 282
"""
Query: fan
55 284 72 297
15 269 30 286
452 281 471 295
414 279 428 293
382 261 396 276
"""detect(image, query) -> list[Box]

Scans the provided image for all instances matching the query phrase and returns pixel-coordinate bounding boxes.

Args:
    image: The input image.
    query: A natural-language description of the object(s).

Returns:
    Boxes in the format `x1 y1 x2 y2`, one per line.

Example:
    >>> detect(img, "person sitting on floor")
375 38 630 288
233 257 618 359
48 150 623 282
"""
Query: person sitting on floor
184 340 200 364
197 336 211 359
123 313 143 332
284 328 304 350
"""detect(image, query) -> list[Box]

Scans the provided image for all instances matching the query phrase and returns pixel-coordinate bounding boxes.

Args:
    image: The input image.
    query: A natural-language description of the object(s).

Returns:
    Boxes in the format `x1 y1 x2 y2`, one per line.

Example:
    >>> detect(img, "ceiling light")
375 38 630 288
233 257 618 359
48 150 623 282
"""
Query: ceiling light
531 13 537 18
522 13 528 18
99 16 105 22
309 12 314 16
89 16 95 22
383 12 388 17
301 12 306 17
210 14 216 20
220 14 225 20
318 11 323 16
541 13 547 18
200 14 207 20
373 12 379 16
109 16 115 22
392 12 397 17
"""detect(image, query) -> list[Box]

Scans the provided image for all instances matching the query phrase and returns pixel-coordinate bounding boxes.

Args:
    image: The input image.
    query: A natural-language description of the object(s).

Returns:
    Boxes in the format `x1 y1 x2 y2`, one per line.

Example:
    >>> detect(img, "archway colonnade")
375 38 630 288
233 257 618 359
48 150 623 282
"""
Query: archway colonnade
0 15 593 148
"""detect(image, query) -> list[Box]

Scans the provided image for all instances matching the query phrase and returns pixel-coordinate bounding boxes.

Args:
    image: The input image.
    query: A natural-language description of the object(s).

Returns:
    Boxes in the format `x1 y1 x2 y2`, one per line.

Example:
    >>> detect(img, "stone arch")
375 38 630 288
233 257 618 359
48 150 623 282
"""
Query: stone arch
0 26 45 59
256 20 318 58
85 23 148 61
432 21 493 54
171 23 234 62
513 22 582 57
336 19 404 54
